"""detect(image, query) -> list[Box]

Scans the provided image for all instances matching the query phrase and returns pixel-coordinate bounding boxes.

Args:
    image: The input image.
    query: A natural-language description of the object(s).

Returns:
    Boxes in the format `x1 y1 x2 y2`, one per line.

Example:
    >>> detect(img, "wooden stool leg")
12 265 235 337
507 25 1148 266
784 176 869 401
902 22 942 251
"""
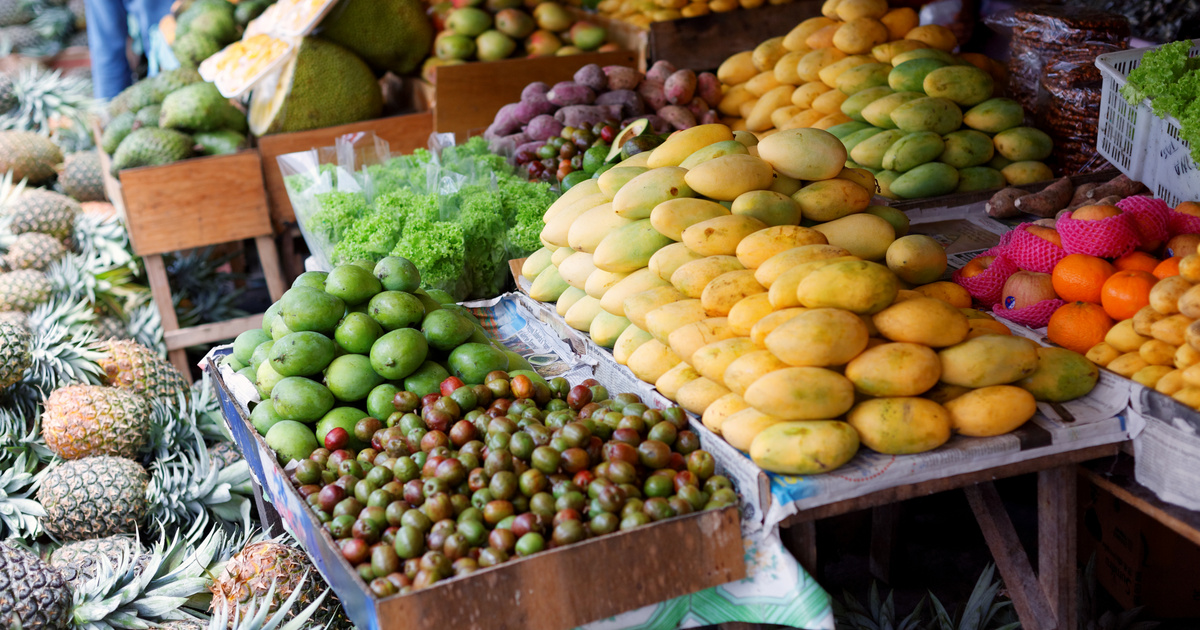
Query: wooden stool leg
1039 466 1077 630
254 234 287 302
144 254 193 384
965 483 1057 630
869 503 900 583
782 520 818 577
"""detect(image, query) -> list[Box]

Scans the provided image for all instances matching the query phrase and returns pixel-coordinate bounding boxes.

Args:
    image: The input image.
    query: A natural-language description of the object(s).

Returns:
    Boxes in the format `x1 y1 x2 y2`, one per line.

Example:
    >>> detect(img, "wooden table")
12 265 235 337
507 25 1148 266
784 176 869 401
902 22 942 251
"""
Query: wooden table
774 444 1121 630
1080 453 1200 548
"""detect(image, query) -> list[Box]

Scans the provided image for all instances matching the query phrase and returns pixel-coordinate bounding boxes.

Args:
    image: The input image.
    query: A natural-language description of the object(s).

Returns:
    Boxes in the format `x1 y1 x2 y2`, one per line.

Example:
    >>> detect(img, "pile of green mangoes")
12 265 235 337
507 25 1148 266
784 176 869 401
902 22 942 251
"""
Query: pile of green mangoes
224 256 530 461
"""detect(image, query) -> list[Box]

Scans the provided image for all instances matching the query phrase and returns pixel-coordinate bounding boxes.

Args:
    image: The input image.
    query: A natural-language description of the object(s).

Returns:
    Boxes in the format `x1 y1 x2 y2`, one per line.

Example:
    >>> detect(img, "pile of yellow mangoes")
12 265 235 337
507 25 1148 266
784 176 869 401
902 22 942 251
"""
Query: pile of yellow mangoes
714 0 1056 199
519 123 1099 475
589 0 795 27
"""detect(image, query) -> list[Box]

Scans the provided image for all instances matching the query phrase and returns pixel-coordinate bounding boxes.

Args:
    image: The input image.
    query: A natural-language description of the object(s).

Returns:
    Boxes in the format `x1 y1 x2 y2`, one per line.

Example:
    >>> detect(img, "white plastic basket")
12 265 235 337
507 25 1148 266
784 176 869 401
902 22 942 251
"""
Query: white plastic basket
1095 39 1200 207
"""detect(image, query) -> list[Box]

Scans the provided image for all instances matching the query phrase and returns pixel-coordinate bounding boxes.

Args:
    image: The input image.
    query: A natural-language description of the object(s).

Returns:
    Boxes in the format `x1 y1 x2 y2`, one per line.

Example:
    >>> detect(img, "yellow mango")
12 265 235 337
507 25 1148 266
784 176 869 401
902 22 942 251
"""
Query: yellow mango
1140 339 1178 367
746 85 797 132
728 293 775 337
872 39 928 63
649 242 705 283
616 151 653 168
905 24 957 51
781 109 825 130
793 81 833 109
718 50 758 85
749 308 807 347
685 155 777 201
600 268 671 317
675 377 731 415
564 295 604 331
833 17 889 55
678 140 750 170
750 420 860 473
848 397 951 454
669 317 737 363
1108 353 1149 378
1156 369 1186 395
806 22 841 49
755 244 852 287
1133 365 1175 389
584 268 629 299
1151 314 1193 347
757 128 848 180
558 251 597 290
692 337 760 384
542 178 602 223
597 166 649 200
784 17 837 52
945 385 1036 436
775 51 807 85
646 299 708 344
1186 319 1200 351
590 311 631 348
793 178 872 222
767 257 852 308
872 297 970 347
770 105 804 130
682 215 769 257
744 71 785 97
593 220 673 273
556 286 587 318
753 36 788 72
655 362 701 401
766 307 869 367
670 255 745 298
722 407 788 451
626 339 682 384
813 112 854 130
818 55 874 89
702 392 751 434
613 324 653 366
551 246 575 266
719 84 757 117
745 366 855 419
938 334 1039 387
624 286 685 330
845 341 940 396
1150 275 1192 314
647 124 736 169
612 167 695 219
521 247 554 281
769 172 804 196
1085 342 1121 367
724 349 790 395
1177 343 1200 369
541 193 609 247
701 269 766 316
568 203 635 254
812 87 851 113
730 190 803 228
812 212 896 260
797 259 899 314
649 199 730 243
1178 285 1200 319
837 166 877 191
1174 386 1200 409
796 48 848 83
736 226 827 270
529 264 569 302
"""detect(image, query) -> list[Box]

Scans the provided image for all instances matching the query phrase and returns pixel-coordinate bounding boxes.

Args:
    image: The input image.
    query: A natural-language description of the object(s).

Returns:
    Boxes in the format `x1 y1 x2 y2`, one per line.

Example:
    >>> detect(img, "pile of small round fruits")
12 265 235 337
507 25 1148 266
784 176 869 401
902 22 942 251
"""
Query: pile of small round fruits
283 371 735 597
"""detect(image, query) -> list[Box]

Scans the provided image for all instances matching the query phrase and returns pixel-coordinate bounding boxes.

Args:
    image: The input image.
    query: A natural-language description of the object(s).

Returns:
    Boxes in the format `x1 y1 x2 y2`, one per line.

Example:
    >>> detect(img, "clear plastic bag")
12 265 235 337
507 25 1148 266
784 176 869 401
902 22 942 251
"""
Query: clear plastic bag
1037 41 1128 174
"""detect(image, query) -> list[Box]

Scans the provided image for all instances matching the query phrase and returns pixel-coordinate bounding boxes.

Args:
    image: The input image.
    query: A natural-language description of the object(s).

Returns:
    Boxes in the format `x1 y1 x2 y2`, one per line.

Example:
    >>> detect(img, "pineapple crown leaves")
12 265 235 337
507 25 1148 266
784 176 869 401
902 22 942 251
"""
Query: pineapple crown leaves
125 304 166 357
47 252 150 319
191 371 230 443
0 451 46 540
71 519 228 630
24 295 104 393
164 248 248 329
0 65 96 138
834 582 925 630
208 573 332 630
146 439 254 539
0 388 54 465
73 213 135 272
926 564 1019 630
0 170 28 209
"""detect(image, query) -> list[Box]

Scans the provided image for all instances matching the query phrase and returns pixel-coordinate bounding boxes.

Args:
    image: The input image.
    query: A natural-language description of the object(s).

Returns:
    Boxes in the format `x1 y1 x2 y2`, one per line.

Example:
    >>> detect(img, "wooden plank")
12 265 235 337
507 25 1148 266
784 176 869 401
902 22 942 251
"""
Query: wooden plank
143 253 192 382
256 112 435 231
646 2 823 71
869 503 900 583
1038 466 1077 630
255 234 287 302
777 444 1119 527
433 51 637 144
120 150 273 256
1080 456 1200 548
782 520 818 577
163 314 265 349
964 482 1057 630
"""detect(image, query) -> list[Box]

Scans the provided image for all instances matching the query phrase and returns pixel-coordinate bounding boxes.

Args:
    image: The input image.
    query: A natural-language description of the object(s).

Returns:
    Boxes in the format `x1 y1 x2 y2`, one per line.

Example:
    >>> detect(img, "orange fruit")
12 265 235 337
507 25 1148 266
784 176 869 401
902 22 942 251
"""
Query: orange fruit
1048 302 1114 354
1154 256 1182 279
1051 254 1115 303
1113 251 1160 273
1100 270 1158 320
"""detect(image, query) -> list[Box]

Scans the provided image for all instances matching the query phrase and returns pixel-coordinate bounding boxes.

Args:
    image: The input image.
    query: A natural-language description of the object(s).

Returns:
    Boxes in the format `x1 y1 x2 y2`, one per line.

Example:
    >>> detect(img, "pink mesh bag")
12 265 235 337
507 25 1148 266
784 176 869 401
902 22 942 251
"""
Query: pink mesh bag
953 253 1019 307
1168 209 1200 241
992 298 1065 328
1118 196 1170 245
1006 224 1068 273
1056 211 1140 258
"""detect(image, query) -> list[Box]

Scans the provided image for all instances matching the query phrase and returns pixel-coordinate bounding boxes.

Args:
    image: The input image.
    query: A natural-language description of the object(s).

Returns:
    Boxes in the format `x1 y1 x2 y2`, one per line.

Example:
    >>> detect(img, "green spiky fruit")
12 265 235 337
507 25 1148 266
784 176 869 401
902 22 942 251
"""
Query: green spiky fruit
37 456 149 541
57 150 106 202
5 232 66 270
107 68 203 117
0 131 63 183
111 128 195 175
160 82 246 132
317 0 433 76
0 320 31 391
194 129 246 156
133 104 161 129
95 339 189 400
0 270 51 312
0 542 72 630
49 535 149 586
248 37 383 136
4 189 80 238
172 31 221 69
42 385 152 459
210 541 351 630
101 111 135 155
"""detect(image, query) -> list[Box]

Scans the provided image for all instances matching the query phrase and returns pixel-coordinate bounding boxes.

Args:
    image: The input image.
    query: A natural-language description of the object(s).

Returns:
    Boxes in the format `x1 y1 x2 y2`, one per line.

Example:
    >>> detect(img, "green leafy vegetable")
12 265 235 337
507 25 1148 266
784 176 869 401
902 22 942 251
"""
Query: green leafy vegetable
1122 40 1200 162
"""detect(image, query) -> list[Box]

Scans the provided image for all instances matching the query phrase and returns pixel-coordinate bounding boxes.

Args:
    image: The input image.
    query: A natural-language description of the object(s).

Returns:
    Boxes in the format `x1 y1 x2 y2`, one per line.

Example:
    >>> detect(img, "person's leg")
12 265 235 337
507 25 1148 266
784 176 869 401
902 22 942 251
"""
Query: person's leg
132 0 175 75
84 0 132 99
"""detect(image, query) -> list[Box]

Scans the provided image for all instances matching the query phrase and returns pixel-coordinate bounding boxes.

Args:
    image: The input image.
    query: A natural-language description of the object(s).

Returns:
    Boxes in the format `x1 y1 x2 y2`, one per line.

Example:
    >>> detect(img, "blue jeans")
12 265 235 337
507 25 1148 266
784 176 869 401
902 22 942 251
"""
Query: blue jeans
84 0 175 100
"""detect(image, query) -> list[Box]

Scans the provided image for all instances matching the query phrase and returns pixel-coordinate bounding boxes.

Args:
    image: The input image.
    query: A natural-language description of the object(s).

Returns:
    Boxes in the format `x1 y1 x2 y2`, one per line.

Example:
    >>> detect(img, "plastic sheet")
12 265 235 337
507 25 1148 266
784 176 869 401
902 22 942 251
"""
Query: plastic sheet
1037 41 1128 175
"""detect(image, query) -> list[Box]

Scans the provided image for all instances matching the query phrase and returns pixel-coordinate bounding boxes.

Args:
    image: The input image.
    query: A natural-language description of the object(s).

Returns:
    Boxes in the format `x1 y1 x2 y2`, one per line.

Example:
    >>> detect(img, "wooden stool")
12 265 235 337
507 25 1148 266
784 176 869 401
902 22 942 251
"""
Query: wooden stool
119 151 286 381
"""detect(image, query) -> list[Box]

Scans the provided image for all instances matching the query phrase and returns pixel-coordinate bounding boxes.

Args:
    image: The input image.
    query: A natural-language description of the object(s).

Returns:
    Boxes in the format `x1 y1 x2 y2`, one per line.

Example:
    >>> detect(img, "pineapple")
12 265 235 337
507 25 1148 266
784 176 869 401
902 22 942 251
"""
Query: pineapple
42 384 152 459
211 541 351 630
0 310 26 327
49 535 149 586
0 73 14 112
4 231 66 270
80 201 117 219
0 0 32 28
209 572 332 630
95 339 188 400
57 150 106 202
209 440 243 469
4 189 80 238
0 269 51 311
0 542 72 630
93 314 128 340
0 318 32 390
0 130 62 184
37 455 149 541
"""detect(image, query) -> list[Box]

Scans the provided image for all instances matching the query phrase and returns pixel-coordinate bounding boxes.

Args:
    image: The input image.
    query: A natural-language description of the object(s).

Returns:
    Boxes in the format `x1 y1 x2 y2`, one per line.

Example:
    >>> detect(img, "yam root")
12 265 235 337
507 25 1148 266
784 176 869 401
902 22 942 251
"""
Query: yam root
1094 195 1122 207
646 60 677 83
696 72 722 108
987 187 1031 219
1086 173 1148 200
1014 176 1074 218
1069 182 1097 207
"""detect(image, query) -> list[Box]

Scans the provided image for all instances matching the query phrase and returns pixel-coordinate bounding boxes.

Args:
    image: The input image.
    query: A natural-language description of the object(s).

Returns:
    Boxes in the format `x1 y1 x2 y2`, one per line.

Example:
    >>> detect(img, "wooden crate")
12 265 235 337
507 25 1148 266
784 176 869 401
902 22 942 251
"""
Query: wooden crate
255 112 435 231
206 350 746 630
432 50 637 143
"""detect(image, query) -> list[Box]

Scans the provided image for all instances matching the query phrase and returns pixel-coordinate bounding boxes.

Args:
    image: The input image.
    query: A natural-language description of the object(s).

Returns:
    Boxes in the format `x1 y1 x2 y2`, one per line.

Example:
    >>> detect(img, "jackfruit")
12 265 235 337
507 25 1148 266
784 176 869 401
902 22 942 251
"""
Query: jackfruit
159 82 247 133
317 0 433 76
248 37 383 136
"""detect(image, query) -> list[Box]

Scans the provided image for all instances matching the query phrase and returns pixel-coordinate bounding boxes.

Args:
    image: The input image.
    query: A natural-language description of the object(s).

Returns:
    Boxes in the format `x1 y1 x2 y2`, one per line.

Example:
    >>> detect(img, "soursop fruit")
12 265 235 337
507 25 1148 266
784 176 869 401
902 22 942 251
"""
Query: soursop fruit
133 105 161 129
159 82 246 133
101 111 135 155
194 130 245 156
171 31 221 69
111 128 194 175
